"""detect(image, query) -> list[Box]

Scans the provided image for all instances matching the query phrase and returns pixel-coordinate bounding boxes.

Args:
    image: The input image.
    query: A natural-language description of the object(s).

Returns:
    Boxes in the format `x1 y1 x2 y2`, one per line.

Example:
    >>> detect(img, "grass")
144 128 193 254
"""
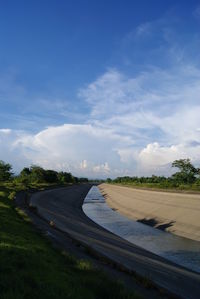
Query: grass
0 184 141 299
109 182 200 193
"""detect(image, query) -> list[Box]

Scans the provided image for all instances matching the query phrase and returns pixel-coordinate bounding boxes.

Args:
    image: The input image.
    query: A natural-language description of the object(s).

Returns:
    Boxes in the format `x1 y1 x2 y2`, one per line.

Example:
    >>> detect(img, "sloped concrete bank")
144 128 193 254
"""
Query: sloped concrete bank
82 186 200 273
99 183 200 241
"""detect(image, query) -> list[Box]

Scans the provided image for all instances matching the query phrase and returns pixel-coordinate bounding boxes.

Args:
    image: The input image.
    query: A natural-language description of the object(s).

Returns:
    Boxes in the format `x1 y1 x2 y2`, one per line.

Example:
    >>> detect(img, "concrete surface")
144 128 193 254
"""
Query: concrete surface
99 183 200 241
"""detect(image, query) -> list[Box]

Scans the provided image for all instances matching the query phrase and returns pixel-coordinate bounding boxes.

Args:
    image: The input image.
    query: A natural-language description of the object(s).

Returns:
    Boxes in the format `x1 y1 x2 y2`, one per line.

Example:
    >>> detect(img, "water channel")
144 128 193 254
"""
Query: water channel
82 186 200 273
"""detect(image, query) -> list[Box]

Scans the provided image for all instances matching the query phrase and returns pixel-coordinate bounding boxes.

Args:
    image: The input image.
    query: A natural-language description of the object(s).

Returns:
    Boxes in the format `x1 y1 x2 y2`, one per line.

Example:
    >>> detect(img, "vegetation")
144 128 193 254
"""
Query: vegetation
0 160 13 181
0 160 88 190
106 159 200 191
0 184 139 299
15 165 88 186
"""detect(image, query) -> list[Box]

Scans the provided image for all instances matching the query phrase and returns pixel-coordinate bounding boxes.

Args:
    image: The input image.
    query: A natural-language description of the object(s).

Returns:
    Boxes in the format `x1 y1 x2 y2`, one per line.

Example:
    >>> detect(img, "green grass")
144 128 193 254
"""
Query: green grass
110 182 200 193
0 185 140 299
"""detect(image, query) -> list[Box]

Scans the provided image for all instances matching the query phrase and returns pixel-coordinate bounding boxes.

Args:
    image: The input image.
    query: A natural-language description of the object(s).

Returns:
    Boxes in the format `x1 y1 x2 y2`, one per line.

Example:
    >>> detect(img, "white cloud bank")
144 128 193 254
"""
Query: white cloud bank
1 115 200 178
1 66 200 178
0 124 133 177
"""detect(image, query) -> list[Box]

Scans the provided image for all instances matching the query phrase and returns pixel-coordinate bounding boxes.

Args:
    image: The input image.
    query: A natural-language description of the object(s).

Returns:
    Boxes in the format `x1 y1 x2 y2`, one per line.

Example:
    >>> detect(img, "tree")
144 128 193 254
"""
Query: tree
29 165 46 183
57 171 74 184
17 167 32 184
172 159 197 184
44 170 58 183
0 160 13 181
106 178 112 183
20 167 31 177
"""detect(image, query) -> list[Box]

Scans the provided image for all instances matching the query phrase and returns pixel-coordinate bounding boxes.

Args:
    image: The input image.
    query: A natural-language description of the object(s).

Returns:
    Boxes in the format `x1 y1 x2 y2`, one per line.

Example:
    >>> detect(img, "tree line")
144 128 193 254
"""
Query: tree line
0 161 88 185
106 159 200 189
1 158 200 189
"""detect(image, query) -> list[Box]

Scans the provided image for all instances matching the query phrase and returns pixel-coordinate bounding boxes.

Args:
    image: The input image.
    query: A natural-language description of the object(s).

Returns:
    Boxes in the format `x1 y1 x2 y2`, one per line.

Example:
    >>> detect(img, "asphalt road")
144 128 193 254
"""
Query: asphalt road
30 184 200 299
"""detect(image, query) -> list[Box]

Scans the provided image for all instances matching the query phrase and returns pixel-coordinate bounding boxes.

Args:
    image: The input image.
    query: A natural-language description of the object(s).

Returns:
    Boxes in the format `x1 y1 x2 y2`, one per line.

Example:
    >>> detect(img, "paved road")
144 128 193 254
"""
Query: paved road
31 184 200 299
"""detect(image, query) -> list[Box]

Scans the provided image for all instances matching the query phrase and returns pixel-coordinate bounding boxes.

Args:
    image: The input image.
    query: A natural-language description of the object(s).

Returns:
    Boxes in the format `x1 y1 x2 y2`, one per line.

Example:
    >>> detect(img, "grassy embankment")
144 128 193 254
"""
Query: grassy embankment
109 182 200 193
0 183 140 299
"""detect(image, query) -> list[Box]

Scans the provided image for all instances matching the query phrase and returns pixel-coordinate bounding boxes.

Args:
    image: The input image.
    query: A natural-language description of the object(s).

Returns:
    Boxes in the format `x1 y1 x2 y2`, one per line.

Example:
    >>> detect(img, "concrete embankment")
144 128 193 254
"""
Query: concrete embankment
99 184 200 241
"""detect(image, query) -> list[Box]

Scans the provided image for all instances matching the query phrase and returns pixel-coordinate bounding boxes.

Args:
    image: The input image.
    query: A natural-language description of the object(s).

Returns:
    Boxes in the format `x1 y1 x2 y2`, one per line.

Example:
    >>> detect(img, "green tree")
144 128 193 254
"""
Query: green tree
29 165 46 183
57 171 74 184
106 178 112 183
44 170 58 183
20 167 31 176
0 160 13 181
172 158 197 184
17 167 32 184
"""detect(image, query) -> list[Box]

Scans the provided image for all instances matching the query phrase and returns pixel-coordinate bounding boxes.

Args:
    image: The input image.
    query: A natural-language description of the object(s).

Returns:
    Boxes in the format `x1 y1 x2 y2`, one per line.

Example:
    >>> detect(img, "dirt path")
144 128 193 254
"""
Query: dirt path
99 184 200 241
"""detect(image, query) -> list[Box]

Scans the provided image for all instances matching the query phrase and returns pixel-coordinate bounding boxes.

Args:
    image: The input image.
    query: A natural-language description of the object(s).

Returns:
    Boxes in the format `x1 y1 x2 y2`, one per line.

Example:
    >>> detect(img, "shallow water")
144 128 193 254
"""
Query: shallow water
82 186 200 273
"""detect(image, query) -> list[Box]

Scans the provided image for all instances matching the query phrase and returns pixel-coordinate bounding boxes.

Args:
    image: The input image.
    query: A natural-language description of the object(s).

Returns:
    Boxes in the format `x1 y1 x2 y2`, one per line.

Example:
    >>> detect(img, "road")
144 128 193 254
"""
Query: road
30 184 200 299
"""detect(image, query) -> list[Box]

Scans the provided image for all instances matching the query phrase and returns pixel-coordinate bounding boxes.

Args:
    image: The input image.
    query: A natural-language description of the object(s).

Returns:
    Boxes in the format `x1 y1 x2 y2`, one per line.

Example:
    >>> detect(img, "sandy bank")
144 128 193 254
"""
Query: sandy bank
99 183 200 241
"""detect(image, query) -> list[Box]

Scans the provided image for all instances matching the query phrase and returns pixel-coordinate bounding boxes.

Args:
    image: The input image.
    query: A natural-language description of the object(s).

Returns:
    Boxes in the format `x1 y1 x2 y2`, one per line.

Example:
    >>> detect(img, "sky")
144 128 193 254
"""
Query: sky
0 0 200 178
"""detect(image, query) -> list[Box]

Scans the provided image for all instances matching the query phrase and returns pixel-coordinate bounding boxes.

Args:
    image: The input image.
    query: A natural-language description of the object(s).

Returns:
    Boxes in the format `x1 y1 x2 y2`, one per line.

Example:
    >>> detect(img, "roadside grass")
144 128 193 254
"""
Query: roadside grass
0 185 141 299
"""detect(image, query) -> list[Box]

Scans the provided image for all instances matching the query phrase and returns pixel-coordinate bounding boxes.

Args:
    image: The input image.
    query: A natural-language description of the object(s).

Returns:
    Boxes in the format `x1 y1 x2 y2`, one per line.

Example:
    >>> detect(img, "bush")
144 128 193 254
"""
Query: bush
8 191 16 200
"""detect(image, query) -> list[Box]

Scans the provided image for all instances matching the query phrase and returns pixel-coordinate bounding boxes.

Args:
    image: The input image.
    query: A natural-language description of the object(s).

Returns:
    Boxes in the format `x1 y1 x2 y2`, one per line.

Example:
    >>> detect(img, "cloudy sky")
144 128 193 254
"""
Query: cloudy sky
1 0 200 178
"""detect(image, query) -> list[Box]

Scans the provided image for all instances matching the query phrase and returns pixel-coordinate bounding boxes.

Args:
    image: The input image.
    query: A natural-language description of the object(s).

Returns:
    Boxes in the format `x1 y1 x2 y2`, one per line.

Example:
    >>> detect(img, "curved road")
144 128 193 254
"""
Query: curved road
31 184 200 299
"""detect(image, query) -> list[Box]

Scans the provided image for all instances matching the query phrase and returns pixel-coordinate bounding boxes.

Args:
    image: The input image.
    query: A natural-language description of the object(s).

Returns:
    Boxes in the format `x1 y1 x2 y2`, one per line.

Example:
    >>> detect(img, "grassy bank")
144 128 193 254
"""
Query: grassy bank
108 182 200 193
0 184 140 299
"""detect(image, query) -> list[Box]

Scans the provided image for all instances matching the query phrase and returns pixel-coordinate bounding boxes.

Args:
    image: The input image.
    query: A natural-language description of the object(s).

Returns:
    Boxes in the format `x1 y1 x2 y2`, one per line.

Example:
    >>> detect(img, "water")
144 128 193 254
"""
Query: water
82 186 200 273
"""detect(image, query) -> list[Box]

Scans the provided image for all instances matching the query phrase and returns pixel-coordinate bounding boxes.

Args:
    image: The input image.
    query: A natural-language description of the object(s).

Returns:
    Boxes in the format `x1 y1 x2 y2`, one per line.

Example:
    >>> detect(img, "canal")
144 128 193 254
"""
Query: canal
82 186 200 273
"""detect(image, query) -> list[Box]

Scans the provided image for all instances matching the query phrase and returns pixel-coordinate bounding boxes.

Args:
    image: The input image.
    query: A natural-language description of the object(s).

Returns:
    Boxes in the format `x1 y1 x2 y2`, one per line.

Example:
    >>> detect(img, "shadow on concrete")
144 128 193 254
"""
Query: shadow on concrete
137 218 175 231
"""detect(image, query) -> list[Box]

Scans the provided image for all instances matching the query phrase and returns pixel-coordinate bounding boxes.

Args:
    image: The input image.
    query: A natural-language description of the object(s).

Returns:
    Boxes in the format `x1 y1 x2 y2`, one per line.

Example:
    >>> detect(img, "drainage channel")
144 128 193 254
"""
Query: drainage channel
82 185 200 273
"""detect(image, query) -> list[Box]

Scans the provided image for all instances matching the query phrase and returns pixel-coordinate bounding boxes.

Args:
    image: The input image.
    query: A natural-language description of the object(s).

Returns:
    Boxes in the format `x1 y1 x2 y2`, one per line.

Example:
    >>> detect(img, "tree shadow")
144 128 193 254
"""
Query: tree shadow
137 218 175 231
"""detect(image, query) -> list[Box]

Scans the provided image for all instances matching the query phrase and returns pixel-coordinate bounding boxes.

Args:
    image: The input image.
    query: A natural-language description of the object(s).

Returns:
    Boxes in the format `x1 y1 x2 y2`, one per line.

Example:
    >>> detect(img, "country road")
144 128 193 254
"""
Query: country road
30 184 200 299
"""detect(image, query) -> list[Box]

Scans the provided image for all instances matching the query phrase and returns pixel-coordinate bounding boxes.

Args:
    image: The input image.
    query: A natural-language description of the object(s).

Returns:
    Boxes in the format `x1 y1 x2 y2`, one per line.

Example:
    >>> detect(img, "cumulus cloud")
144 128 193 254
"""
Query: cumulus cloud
93 162 110 174
2 64 200 177
1 121 200 178
80 65 200 142
0 124 134 177
80 160 88 169
137 142 200 176
77 63 200 176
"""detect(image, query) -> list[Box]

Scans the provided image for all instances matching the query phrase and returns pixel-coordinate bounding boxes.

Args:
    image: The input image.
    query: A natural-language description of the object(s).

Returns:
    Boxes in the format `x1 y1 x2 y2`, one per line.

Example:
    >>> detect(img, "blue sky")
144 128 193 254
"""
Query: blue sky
1 0 200 177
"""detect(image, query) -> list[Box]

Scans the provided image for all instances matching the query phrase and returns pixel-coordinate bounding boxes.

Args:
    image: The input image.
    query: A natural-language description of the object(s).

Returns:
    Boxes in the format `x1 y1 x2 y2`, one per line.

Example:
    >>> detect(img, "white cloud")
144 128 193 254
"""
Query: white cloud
1 120 200 178
2 63 200 178
77 63 200 176
80 160 87 169
117 148 138 163
137 142 200 175
93 162 110 174
139 143 182 169
0 124 134 177
80 65 200 142
0 129 12 134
